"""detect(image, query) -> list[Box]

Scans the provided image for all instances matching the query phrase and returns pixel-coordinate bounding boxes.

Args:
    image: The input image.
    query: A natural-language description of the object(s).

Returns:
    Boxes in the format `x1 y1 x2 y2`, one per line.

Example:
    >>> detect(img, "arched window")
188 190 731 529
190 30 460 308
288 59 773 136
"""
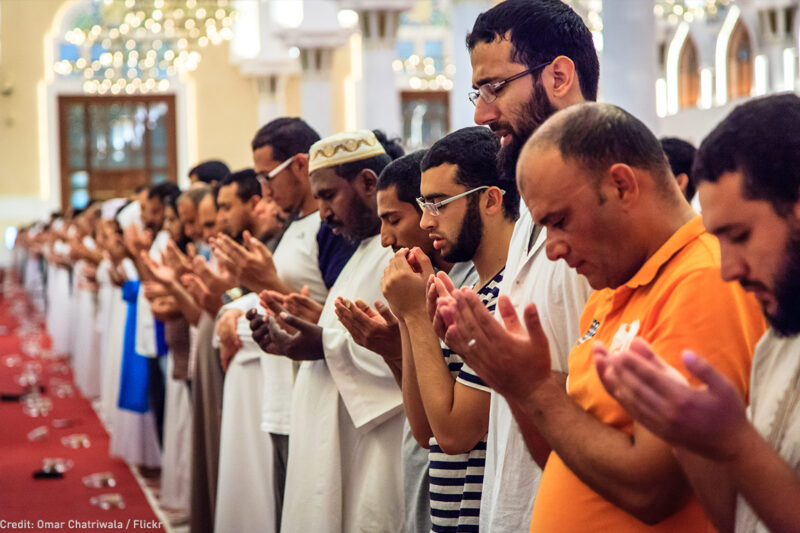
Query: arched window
678 37 700 109
727 20 753 99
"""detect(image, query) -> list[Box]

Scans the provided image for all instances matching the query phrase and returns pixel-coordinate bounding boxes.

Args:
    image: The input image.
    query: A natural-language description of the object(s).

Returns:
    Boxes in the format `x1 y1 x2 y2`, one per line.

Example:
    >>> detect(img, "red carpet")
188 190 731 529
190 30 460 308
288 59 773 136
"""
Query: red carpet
0 275 164 532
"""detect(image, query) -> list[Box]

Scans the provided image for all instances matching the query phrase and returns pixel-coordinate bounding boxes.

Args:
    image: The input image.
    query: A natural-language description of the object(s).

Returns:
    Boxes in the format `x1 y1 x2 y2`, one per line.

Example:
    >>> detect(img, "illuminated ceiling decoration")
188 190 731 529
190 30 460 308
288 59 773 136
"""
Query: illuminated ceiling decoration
54 0 236 94
655 0 734 24
564 0 603 51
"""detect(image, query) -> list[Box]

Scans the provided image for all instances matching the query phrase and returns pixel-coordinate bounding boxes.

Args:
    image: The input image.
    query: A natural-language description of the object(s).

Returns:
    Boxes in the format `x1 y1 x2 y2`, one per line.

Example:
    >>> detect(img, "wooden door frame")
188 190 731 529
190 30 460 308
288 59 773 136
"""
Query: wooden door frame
57 94 178 212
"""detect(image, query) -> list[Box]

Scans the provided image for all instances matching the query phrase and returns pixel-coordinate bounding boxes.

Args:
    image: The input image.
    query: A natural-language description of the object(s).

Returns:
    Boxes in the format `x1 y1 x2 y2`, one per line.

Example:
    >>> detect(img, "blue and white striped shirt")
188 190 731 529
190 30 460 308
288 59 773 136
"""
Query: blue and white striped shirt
429 269 503 533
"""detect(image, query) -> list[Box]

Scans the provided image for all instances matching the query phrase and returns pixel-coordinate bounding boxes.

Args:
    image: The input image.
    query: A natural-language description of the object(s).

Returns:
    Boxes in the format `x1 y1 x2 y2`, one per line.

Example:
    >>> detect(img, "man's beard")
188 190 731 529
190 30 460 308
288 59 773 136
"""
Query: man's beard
444 196 483 263
496 78 557 181
332 194 380 245
769 223 800 336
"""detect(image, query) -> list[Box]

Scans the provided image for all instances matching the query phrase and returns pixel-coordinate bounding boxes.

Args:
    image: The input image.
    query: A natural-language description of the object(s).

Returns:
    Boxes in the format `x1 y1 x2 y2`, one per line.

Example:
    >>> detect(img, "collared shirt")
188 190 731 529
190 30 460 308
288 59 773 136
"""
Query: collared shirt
481 206 591 533
736 329 800 533
531 216 765 533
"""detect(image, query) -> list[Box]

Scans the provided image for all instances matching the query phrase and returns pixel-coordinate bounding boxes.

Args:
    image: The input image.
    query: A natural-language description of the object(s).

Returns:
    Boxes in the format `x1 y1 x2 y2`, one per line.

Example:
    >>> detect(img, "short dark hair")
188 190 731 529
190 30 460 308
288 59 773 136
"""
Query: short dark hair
251 117 320 160
377 150 428 212
372 130 405 160
532 103 673 193
467 0 599 102
179 186 211 208
189 160 230 183
148 182 181 206
421 126 518 219
660 137 697 200
693 93 800 217
219 169 261 202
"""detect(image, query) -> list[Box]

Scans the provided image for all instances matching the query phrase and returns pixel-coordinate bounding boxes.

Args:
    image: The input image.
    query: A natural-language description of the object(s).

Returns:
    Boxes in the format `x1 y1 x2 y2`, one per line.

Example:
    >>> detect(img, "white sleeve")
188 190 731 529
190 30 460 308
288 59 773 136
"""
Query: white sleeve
323 327 403 430
538 259 593 373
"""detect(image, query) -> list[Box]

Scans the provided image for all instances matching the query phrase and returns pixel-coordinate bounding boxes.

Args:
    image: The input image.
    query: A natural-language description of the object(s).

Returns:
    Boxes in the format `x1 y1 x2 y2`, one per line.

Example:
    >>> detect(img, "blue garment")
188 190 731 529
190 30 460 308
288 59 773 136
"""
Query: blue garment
316 221 358 289
155 318 168 356
117 281 149 413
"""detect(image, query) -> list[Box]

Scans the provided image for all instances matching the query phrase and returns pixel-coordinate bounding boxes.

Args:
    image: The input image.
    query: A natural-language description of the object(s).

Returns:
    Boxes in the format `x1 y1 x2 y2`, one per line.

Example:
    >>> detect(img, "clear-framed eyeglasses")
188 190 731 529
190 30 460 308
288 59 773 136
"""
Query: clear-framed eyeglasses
416 186 506 216
256 155 296 187
468 61 552 106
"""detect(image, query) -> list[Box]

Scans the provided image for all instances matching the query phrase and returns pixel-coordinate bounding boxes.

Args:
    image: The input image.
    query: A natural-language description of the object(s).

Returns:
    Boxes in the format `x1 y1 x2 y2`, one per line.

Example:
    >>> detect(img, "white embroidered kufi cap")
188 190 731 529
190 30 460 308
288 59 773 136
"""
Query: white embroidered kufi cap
308 129 387 173
101 198 128 221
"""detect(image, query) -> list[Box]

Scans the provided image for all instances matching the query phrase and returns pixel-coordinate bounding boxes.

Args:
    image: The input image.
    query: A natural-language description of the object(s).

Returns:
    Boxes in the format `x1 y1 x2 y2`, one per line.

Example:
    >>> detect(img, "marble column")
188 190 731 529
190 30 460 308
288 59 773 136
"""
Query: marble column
277 0 350 136
600 0 659 131
341 1 415 136
449 0 487 132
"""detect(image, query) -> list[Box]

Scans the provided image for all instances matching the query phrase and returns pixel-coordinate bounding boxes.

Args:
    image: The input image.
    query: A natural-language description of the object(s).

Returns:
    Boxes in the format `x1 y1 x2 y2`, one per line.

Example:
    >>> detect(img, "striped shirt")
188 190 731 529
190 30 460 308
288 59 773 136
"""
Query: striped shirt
429 269 503 533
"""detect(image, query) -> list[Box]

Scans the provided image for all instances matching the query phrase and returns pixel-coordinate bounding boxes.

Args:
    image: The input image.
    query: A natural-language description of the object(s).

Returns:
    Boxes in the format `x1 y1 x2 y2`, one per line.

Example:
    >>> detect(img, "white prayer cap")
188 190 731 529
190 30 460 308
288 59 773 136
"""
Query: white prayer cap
308 129 387 173
116 200 143 231
101 198 128 221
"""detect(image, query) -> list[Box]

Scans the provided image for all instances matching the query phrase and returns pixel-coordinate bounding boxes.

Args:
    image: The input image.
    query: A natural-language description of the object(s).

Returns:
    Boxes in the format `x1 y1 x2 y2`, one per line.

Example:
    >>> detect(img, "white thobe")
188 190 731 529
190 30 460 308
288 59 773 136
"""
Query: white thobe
215 292 276 533
480 206 592 532
735 330 800 533
108 258 161 468
47 240 72 357
95 260 116 422
261 212 329 436
160 354 193 511
99 279 125 429
281 235 404 533
73 239 102 398
136 230 171 357
217 213 329 532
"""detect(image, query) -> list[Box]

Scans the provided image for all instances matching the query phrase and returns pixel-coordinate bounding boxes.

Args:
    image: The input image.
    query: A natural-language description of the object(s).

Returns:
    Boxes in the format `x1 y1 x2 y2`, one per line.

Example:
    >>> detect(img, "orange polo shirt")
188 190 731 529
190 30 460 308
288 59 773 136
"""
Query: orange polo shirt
530 216 765 533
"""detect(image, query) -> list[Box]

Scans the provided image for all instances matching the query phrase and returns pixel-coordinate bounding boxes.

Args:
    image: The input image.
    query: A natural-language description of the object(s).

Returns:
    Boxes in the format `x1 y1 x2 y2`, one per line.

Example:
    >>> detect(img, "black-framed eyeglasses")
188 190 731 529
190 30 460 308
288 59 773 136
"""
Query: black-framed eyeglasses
468 61 552 106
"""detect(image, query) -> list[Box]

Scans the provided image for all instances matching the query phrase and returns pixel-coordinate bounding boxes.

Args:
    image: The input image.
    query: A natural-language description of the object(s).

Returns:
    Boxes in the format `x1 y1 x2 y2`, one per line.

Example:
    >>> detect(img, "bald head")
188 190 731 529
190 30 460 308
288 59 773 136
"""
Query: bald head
518 103 675 197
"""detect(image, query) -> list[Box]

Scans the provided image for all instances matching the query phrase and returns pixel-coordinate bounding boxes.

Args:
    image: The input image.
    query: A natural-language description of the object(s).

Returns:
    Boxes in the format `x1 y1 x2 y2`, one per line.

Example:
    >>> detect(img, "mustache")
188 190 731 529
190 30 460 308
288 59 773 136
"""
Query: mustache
490 122 514 135
739 279 769 292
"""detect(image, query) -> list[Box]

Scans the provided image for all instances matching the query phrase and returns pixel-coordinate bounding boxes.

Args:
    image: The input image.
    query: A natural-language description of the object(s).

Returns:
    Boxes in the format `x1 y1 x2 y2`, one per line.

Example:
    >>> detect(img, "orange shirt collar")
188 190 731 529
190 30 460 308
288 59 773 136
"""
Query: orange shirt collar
623 216 705 289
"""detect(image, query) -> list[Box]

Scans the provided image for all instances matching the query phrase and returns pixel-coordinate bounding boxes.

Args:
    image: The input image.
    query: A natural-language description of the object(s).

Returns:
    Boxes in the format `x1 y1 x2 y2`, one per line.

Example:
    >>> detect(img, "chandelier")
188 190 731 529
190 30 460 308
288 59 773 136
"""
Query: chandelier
655 0 734 24
54 0 236 95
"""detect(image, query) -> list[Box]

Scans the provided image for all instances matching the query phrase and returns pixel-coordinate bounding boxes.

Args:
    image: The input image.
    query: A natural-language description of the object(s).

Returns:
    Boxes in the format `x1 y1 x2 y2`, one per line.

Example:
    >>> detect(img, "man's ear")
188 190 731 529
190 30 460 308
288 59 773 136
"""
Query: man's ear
247 194 262 211
357 169 378 195
605 163 640 208
675 173 689 196
484 186 506 215
544 55 579 104
291 153 309 179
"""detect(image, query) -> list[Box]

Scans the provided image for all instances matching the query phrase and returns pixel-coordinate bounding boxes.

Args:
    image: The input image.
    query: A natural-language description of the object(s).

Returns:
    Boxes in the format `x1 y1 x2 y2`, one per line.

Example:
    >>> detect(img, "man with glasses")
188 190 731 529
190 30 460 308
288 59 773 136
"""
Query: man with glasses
436 103 763 532
381 127 516 531
451 1 599 530
248 129 406 532
213 117 356 532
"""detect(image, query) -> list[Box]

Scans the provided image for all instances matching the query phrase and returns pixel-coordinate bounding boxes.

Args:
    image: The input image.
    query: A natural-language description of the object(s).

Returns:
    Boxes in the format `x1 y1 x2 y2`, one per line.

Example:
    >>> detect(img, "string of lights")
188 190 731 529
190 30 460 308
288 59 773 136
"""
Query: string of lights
54 0 236 94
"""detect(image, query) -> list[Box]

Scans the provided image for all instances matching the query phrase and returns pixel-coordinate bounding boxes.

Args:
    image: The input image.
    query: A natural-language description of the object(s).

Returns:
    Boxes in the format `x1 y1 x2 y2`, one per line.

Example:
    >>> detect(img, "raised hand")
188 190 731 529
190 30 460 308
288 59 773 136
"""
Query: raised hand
381 247 434 319
151 295 181 322
181 272 221 315
439 292 553 401
284 286 324 323
123 225 152 256
163 240 193 278
139 251 176 286
246 306 324 361
334 297 401 363
593 339 749 460
191 254 236 295
142 280 169 302
217 308 244 372
427 271 456 341
214 231 281 294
